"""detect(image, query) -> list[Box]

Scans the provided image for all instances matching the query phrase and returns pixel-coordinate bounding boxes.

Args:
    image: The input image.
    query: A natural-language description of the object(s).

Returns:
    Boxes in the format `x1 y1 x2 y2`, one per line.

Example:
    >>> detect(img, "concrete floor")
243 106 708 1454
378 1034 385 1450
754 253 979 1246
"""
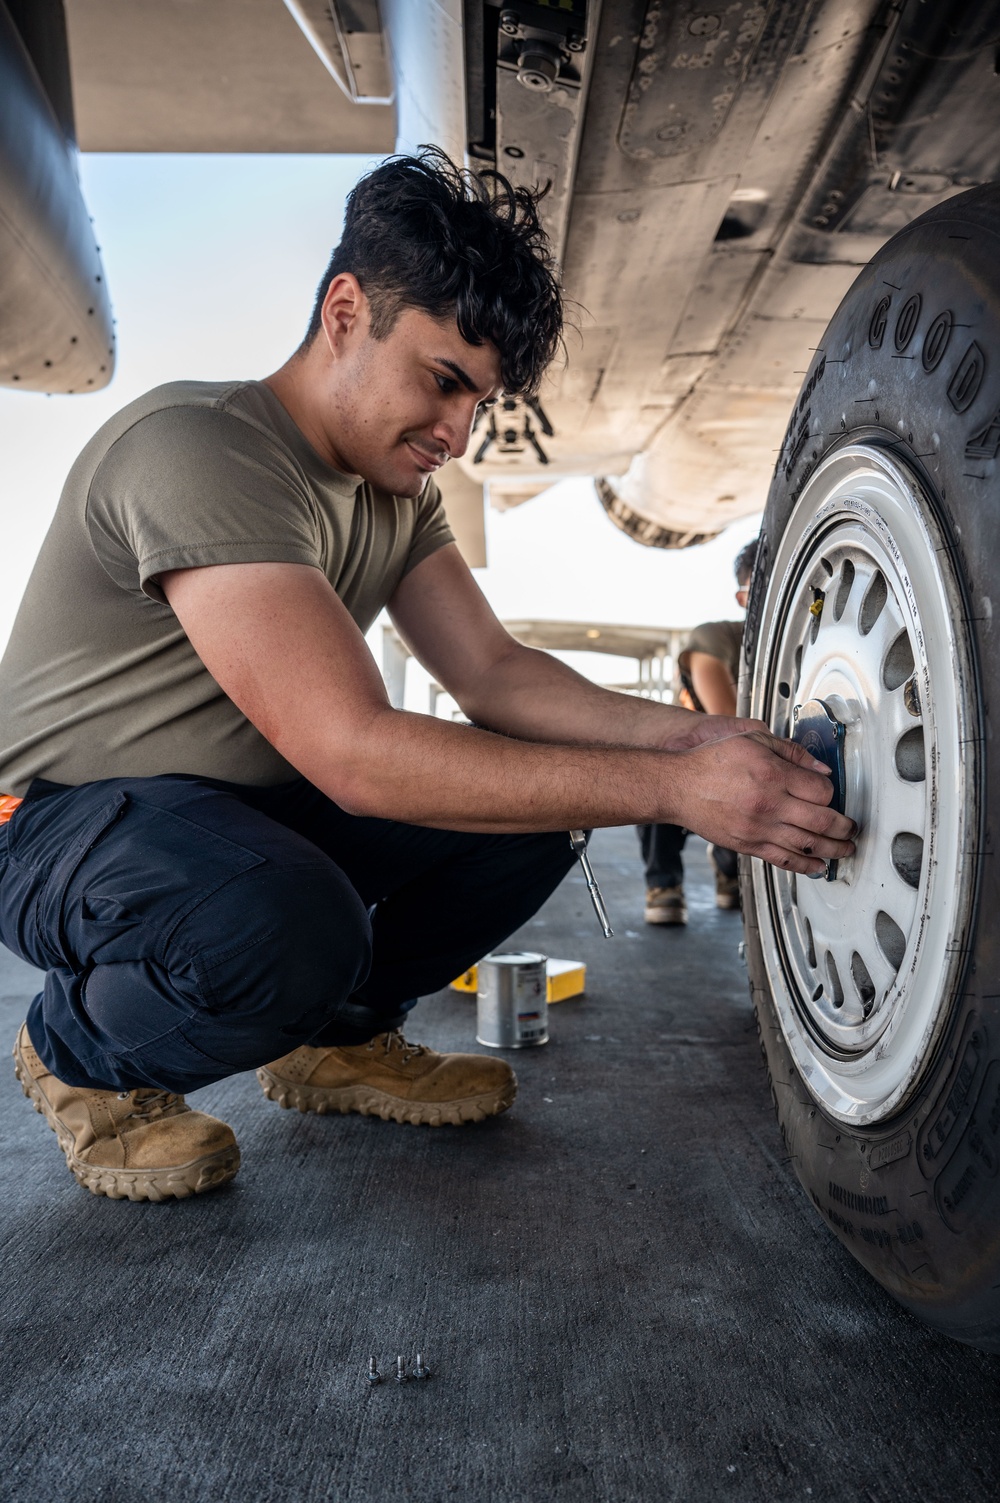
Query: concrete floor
1 827 998 1503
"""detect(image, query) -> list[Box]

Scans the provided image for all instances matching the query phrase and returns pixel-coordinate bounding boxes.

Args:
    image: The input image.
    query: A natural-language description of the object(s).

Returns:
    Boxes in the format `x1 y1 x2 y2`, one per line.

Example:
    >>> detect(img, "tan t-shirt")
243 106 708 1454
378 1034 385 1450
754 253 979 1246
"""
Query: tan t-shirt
677 620 743 712
0 380 454 795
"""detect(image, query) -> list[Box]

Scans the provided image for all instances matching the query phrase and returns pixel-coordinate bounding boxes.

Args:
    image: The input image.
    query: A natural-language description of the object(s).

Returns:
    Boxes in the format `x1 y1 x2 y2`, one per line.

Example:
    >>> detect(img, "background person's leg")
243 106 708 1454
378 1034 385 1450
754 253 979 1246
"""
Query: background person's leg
637 822 688 926
638 822 687 890
0 778 371 1092
711 846 739 880
708 843 741 910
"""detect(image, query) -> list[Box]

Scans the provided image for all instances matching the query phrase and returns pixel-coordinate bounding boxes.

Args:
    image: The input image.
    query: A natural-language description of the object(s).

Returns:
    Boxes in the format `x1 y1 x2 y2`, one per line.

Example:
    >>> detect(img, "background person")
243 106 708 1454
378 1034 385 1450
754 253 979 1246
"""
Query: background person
640 538 758 924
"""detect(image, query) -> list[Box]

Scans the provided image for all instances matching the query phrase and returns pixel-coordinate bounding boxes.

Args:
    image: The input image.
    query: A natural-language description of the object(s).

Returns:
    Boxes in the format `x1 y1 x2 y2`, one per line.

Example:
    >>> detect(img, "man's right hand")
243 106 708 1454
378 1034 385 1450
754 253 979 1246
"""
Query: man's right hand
665 730 856 877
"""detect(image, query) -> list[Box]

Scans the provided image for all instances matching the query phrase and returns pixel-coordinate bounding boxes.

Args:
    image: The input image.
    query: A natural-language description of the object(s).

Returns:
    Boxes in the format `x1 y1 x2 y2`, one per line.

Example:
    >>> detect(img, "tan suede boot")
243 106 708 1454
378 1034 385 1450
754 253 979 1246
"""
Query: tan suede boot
13 1023 240 1202
644 884 688 925
714 871 741 910
257 1030 517 1126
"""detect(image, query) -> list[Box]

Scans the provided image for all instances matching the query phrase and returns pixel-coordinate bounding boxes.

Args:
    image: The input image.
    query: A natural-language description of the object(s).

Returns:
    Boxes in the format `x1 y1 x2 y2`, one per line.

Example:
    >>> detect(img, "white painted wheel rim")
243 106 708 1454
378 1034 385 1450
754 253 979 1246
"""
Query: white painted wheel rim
750 445 980 1126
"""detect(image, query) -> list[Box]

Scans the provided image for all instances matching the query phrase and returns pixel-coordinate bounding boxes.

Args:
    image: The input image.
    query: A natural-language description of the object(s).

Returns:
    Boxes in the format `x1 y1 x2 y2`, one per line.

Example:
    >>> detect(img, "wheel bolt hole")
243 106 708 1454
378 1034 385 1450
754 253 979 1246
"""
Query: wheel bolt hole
825 951 845 1009
833 558 855 621
895 726 925 782
891 831 923 889
851 951 876 1012
876 910 907 972
903 675 922 718
809 590 825 642
778 680 790 699
859 569 888 636
811 984 823 1002
883 629 914 691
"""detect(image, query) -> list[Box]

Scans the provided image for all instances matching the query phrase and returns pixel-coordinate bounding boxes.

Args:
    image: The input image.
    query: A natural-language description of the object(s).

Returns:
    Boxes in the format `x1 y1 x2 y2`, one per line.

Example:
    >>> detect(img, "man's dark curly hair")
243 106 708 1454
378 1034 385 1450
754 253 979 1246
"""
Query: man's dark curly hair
303 147 563 397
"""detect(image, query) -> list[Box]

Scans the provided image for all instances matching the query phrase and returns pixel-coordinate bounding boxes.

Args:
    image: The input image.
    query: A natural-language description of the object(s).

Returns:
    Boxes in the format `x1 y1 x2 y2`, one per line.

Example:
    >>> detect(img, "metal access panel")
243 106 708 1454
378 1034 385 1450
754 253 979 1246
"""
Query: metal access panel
63 0 396 152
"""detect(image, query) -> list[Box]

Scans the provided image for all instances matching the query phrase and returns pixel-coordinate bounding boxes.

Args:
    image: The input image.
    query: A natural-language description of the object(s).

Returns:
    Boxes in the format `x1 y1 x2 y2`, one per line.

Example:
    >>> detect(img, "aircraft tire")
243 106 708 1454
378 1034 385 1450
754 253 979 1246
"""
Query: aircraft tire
741 184 1000 1350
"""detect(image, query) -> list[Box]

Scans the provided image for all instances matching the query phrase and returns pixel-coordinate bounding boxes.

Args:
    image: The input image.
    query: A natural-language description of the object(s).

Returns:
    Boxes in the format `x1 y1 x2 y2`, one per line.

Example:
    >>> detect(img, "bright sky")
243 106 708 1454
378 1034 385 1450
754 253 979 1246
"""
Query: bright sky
0 153 762 704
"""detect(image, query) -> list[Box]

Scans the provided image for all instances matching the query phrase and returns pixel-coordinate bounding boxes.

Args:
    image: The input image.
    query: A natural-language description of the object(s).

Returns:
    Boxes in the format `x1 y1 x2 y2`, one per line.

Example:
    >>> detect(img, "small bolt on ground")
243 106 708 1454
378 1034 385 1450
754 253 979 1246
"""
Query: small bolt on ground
413 1353 430 1380
395 1355 408 1384
367 1356 381 1385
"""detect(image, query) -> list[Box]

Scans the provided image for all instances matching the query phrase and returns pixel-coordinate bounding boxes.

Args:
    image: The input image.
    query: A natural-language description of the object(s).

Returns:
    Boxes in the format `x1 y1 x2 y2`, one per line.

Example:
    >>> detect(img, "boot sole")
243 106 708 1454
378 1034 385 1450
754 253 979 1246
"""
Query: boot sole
255 1068 517 1126
13 1039 240 1203
645 909 687 925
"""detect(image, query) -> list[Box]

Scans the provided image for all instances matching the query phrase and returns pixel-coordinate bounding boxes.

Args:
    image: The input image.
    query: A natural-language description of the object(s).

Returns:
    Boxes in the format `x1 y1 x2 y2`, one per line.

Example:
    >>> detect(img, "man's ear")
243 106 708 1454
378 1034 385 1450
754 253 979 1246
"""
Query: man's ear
320 273 367 357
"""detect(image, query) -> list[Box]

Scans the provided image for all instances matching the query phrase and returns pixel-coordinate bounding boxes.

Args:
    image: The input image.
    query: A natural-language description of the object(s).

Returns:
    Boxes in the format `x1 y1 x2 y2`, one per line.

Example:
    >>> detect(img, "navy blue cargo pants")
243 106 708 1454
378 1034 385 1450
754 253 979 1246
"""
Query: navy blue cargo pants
0 775 575 1095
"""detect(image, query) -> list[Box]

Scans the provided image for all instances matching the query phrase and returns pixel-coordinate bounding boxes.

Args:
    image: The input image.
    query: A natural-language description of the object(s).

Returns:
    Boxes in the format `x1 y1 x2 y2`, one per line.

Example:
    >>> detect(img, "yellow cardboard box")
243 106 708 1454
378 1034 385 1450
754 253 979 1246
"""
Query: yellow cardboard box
450 957 585 1004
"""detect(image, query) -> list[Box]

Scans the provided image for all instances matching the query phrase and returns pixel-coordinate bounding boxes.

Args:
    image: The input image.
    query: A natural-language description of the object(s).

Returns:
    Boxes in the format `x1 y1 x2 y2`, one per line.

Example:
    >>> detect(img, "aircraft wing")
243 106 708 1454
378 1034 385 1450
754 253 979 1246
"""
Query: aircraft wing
3 0 999 545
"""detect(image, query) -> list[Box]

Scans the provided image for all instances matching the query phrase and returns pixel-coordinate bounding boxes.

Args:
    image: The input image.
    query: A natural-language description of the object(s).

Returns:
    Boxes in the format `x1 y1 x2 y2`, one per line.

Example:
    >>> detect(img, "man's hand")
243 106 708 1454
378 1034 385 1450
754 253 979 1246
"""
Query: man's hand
668 730 853 873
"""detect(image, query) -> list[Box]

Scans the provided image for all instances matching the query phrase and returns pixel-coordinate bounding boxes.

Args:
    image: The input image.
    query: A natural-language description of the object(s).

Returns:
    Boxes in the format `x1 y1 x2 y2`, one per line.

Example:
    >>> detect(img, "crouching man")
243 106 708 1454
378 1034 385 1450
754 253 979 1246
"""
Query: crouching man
0 151 854 1201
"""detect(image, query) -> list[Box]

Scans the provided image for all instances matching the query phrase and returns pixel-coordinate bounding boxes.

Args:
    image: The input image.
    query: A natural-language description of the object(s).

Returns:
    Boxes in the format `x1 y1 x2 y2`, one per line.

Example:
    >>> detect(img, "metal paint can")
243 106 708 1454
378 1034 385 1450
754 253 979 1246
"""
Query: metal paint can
476 952 549 1049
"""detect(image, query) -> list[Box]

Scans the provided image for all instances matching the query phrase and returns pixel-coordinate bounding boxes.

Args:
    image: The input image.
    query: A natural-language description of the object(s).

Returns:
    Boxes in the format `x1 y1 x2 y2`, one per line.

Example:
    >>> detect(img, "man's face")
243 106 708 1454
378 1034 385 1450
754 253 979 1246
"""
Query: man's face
324 301 503 497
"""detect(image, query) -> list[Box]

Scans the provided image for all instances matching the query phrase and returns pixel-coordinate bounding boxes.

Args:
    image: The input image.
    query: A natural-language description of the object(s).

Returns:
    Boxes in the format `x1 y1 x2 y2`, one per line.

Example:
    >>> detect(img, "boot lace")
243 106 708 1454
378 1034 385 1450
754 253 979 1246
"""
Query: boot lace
366 1030 427 1065
116 1088 182 1122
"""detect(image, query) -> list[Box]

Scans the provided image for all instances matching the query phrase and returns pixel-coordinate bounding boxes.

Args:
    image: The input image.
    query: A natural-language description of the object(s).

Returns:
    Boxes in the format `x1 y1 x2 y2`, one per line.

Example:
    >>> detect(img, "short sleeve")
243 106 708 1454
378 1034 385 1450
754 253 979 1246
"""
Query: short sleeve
401 478 456 577
86 405 323 602
677 621 743 702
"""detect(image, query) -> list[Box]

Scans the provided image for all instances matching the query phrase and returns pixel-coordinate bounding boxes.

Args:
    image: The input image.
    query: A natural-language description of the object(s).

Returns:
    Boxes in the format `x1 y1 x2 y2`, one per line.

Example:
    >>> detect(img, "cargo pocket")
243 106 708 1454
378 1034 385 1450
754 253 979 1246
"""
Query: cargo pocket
49 795 266 978
7 792 128 973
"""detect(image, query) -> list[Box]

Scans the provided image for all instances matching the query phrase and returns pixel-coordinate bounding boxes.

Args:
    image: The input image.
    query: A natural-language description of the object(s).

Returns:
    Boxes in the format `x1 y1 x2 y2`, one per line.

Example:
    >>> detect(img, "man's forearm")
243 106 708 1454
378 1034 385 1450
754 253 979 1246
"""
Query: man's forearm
288 702 678 832
457 640 695 751
161 560 852 873
273 700 854 881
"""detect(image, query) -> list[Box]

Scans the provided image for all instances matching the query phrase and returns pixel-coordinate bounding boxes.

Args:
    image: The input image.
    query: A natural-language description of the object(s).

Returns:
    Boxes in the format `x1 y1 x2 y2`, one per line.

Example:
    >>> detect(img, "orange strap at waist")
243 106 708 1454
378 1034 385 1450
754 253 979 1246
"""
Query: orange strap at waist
0 795 23 824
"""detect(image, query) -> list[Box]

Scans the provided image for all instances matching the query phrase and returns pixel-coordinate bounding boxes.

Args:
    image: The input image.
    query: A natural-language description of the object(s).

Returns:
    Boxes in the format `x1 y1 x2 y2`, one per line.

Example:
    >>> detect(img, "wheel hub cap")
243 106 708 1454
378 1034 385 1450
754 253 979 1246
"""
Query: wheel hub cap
791 698 846 879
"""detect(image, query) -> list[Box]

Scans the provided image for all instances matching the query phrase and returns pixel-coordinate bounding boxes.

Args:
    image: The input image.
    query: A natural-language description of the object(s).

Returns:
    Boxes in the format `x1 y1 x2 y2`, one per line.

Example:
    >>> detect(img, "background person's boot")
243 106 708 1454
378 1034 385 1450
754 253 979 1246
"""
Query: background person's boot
13 1023 240 1201
707 844 741 910
644 884 687 925
257 1029 517 1126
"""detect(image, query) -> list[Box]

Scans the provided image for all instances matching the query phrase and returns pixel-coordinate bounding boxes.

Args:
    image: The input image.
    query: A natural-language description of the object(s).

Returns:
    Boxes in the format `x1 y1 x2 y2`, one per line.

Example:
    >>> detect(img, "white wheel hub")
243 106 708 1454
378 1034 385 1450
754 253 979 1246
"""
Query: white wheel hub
750 445 980 1125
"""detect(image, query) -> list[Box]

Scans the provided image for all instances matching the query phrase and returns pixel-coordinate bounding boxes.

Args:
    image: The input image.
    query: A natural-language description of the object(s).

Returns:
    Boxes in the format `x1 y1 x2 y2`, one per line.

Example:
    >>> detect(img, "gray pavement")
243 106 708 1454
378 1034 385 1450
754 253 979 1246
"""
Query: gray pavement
1 826 998 1502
